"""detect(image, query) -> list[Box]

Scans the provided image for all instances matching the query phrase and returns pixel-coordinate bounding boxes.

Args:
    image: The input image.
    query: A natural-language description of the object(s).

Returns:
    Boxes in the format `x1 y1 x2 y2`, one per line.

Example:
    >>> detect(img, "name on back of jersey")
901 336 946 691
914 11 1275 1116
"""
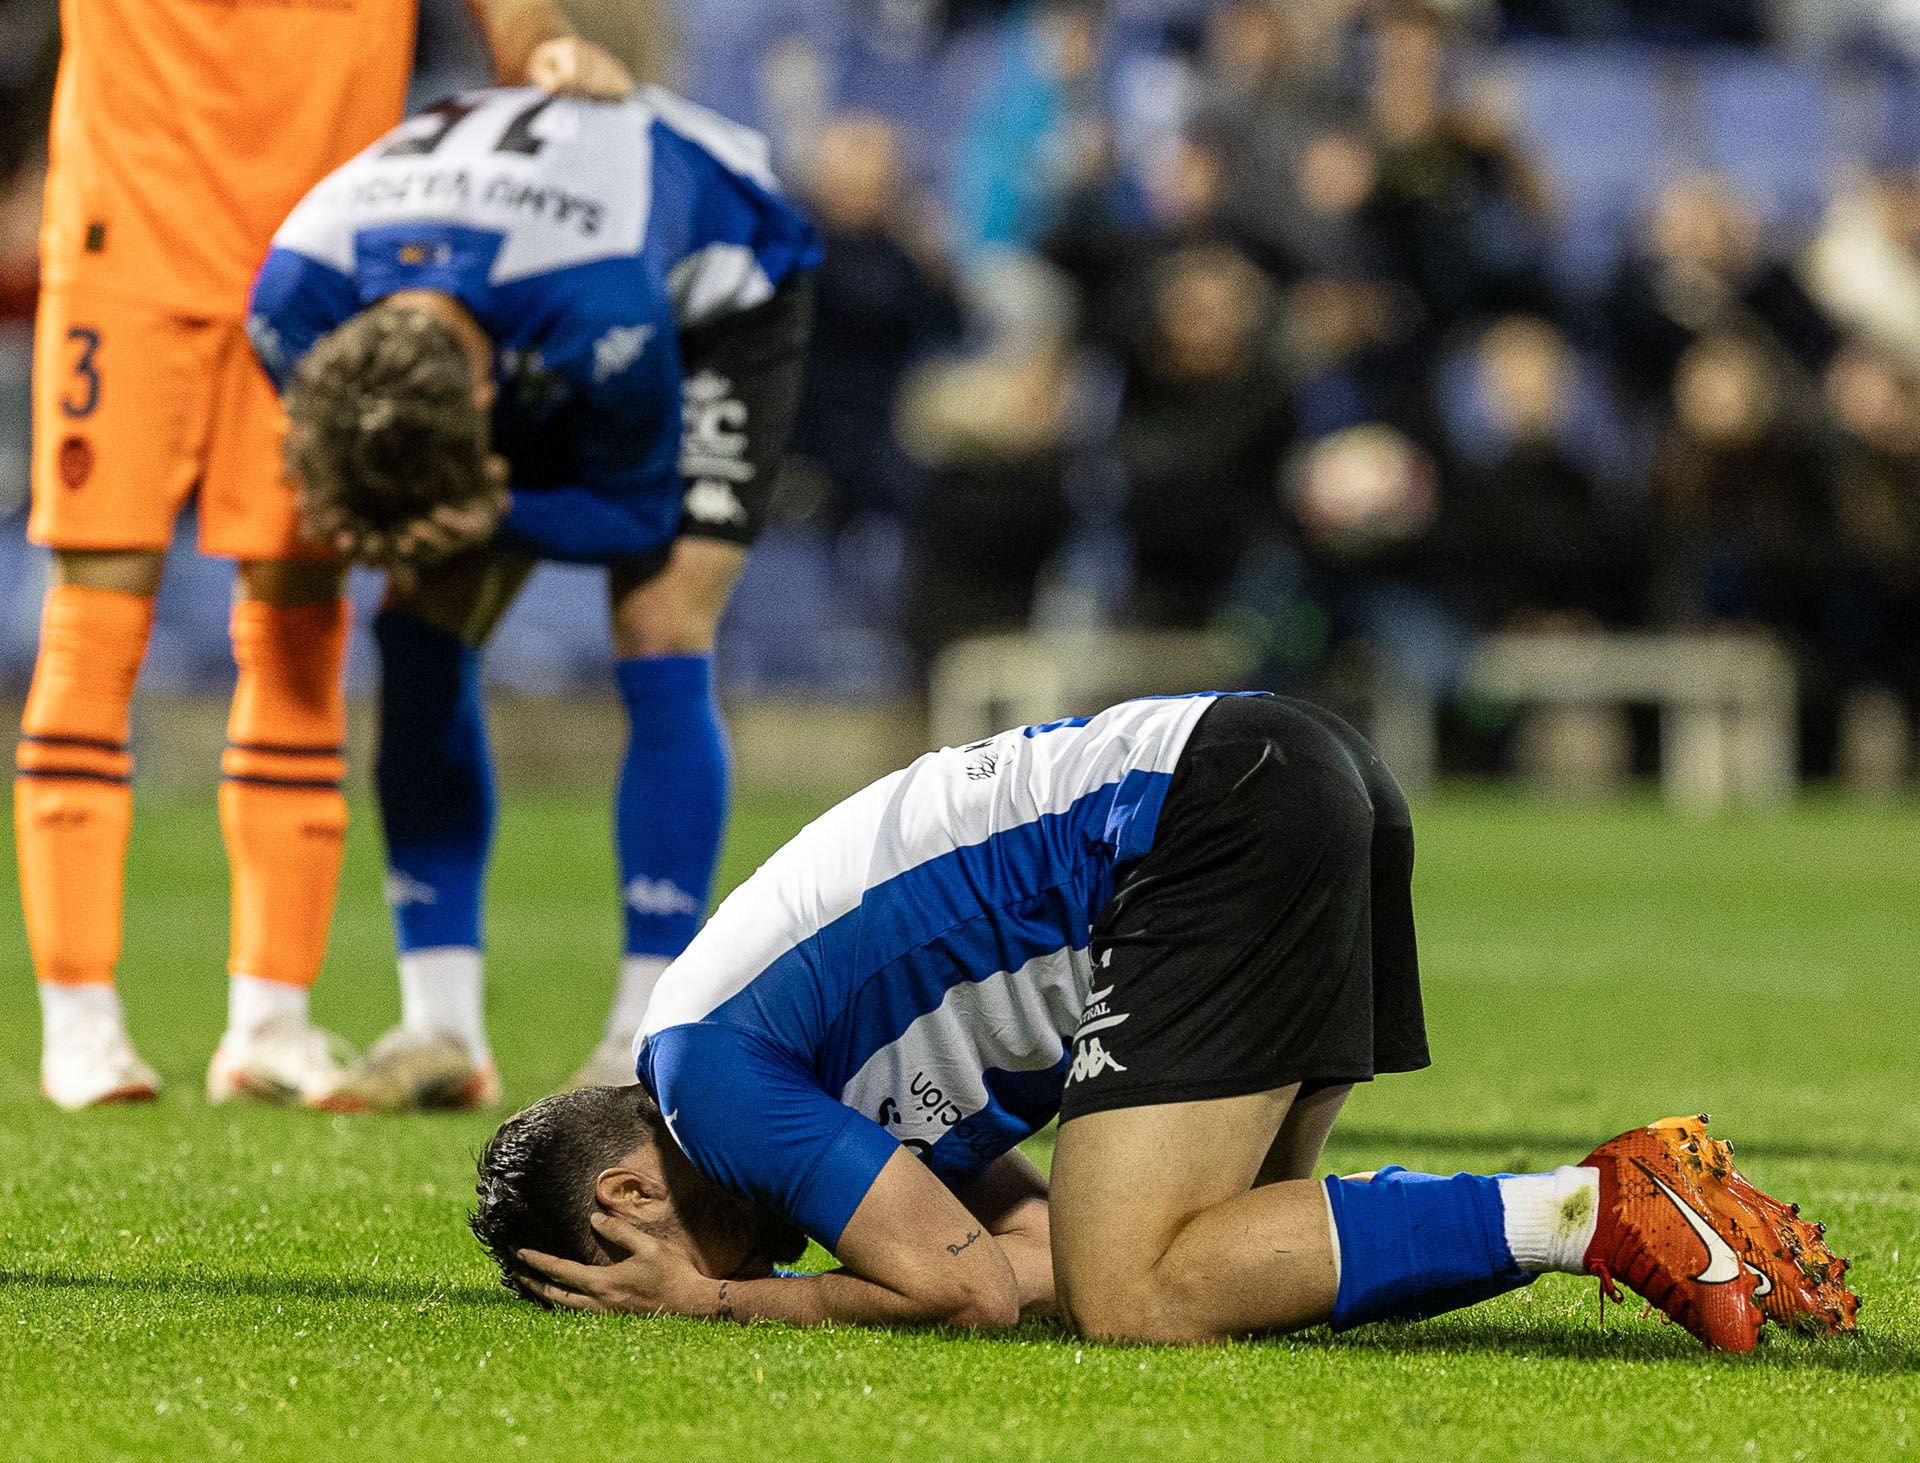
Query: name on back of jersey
346 166 606 239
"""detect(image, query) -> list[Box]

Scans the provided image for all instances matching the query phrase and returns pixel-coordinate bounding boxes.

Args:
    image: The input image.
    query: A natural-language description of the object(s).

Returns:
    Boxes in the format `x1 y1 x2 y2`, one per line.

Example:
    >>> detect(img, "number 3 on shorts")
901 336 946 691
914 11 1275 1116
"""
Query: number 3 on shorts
61 326 101 419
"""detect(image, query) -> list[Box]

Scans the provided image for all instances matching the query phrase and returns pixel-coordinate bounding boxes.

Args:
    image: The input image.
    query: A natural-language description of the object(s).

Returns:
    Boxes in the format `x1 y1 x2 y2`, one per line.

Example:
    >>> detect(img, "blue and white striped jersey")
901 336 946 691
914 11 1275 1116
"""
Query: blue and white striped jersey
635 694 1223 1246
247 86 818 564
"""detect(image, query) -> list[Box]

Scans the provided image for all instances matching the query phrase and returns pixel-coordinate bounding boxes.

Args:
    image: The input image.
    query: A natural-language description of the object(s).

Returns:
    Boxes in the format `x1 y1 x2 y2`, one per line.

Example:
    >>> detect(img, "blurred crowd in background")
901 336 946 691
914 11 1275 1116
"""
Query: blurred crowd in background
6 0 1920 776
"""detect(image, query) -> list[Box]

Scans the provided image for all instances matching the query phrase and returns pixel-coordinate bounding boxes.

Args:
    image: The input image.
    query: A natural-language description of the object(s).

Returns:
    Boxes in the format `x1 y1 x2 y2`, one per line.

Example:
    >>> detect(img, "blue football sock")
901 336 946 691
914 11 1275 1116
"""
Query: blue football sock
614 654 730 959
374 611 495 954
1323 1167 1536 1330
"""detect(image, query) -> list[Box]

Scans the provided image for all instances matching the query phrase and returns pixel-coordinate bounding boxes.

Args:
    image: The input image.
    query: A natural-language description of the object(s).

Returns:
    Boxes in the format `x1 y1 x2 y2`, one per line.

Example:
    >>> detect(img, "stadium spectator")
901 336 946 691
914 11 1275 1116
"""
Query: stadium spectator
1818 338 1920 779
1432 316 1643 630
1605 173 1837 417
1648 332 1830 641
1044 124 1272 356
790 113 962 529
951 0 1113 260
896 255 1080 661
1187 0 1353 256
1117 243 1293 627
1804 167 1920 376
1359 4 1556 336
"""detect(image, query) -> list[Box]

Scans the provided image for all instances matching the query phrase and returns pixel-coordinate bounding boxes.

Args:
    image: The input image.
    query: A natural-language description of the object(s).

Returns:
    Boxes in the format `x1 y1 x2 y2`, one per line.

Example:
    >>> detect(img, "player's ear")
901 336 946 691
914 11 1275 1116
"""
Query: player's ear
593 1161 671 1220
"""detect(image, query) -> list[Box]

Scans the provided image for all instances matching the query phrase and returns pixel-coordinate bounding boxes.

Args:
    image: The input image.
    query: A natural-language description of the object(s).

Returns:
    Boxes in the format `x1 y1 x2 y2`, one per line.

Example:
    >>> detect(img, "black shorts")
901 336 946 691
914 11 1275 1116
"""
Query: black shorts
1058 694 1430 1121
671 272 814 550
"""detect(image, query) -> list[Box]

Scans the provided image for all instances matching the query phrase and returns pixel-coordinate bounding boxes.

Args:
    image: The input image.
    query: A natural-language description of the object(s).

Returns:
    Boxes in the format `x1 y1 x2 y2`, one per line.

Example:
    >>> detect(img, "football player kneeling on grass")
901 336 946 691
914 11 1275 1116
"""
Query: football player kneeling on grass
473 694 1858 1348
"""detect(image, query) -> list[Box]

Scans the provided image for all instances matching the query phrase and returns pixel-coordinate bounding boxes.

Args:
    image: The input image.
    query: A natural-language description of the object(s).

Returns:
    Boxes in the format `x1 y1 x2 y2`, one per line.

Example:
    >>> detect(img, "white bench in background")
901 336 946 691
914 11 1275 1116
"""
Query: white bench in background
928 628 1797 813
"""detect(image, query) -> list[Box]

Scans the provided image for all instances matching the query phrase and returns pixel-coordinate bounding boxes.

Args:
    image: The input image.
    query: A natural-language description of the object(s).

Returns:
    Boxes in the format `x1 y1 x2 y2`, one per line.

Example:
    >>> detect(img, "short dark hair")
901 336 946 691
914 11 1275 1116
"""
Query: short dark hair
470 1085 668 1302
283 302 491 542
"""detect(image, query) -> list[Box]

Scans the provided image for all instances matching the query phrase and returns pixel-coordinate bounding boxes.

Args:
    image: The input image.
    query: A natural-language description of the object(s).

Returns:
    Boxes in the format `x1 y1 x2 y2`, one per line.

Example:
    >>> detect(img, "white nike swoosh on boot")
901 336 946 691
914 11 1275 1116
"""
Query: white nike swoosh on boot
1639 1163 1744 1284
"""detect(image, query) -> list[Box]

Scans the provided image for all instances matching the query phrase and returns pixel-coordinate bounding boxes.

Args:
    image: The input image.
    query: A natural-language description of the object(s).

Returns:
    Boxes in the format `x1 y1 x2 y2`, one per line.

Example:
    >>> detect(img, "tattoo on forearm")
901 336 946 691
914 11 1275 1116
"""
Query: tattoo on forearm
715 1281 734 1323
946 1229 982 1256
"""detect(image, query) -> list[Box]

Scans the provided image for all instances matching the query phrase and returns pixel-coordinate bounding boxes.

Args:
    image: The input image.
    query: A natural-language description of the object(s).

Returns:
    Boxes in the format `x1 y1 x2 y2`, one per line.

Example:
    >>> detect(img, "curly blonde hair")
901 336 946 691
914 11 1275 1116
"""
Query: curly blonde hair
284 303 491 541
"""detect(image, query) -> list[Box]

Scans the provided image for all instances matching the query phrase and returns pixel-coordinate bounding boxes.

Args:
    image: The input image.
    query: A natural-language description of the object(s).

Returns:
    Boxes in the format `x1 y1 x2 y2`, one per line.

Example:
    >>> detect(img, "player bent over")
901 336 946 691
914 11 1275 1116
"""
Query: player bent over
20 0 634 1110
473 694 1857 1348
248 87 819 1110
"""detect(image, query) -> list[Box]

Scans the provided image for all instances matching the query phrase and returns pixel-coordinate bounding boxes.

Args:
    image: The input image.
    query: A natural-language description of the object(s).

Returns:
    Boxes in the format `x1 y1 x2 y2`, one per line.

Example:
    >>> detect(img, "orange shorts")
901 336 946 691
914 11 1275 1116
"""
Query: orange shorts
30 283 325 561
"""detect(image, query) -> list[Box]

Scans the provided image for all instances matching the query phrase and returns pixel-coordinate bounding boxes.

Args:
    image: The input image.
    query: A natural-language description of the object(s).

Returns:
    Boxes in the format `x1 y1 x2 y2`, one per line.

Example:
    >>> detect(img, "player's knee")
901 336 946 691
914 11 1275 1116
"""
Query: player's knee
1059 1250 1225 1345
610 600 721 659
1062 1274 1222 1346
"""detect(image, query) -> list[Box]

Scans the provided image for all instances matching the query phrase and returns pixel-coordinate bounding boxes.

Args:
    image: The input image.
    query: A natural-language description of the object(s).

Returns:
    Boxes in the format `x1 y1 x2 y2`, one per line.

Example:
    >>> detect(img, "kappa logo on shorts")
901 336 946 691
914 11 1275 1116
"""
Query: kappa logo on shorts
683 480 749 527
58 435 94 491
1067 983 1132 1085
1067 1036 1127 1084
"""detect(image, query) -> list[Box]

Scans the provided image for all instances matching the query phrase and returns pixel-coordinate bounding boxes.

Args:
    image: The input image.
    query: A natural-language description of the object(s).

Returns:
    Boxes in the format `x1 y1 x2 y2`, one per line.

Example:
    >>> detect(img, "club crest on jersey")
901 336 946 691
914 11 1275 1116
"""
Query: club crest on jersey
57 436 94 491
396 239 453 268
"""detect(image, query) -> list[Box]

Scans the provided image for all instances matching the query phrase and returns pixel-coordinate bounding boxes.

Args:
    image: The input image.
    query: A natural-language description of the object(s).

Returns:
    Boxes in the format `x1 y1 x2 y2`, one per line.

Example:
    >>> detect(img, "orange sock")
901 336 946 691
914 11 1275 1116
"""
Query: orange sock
14 585 155 987
220 599 350 991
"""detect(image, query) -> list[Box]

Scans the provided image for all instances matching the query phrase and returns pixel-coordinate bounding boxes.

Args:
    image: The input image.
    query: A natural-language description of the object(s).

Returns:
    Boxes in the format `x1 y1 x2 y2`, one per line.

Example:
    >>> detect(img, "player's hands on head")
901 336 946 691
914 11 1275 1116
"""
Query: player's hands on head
513 1212 711 1316
318 457 511 588
526 37 634 99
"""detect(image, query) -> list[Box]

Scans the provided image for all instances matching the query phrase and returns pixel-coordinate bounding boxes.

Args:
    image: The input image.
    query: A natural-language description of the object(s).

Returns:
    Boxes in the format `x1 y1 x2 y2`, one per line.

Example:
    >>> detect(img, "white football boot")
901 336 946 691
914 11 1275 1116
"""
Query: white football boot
563 1039 641 1092
206 1017 358 1109
325 1026 501 1113
42 1014 161 1110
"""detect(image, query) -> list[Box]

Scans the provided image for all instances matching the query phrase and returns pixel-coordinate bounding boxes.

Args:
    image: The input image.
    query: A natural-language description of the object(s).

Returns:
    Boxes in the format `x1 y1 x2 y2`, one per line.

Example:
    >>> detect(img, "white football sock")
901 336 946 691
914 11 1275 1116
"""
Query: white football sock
226 973 310 1041
399 946 489 1062
603 954 672 1048
1499 1166 1601 1274
40 982 125 1049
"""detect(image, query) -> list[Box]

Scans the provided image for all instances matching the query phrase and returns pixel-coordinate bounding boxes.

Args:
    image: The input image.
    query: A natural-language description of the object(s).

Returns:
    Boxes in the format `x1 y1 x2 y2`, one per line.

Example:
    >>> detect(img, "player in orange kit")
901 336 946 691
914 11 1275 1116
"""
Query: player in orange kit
18 0 635 1109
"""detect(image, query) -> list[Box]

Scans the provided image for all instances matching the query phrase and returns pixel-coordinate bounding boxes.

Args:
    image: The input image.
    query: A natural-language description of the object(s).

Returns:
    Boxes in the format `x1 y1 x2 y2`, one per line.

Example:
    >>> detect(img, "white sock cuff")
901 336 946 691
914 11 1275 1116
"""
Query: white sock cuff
227 973 310 1039
1322 1181 1343 1290
1499 1166 1600 1275
40 983 124 1046
399 946 489 1062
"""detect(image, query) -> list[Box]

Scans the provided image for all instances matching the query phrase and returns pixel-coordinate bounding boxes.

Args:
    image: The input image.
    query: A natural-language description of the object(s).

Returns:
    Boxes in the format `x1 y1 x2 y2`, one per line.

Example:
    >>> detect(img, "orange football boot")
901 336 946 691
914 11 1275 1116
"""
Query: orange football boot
1679 1123 1859 1334
1581 1115 1766 1351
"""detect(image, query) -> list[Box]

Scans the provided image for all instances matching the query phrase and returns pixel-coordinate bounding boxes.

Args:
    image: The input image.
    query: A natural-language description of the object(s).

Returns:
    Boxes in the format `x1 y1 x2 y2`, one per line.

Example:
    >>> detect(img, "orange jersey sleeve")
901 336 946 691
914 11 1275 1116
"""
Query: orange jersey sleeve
40 0 419 319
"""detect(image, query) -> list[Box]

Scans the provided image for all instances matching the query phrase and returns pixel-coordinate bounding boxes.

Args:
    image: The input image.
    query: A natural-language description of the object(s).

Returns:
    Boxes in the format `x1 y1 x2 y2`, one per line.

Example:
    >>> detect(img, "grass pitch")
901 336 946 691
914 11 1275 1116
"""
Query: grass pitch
2 788 1917 1461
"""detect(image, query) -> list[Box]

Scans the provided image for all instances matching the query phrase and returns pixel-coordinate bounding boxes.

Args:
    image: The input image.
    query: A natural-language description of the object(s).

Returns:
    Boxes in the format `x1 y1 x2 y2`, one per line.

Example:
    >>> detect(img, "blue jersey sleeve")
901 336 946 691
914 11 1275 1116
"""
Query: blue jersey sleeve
496 484 677 563
641 1022 900 1249
246 247 363 391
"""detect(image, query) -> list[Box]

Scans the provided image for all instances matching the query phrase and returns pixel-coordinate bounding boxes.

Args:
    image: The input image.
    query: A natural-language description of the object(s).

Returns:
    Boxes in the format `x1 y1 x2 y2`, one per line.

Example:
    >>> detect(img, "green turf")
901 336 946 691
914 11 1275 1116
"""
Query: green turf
3 788 1917 1461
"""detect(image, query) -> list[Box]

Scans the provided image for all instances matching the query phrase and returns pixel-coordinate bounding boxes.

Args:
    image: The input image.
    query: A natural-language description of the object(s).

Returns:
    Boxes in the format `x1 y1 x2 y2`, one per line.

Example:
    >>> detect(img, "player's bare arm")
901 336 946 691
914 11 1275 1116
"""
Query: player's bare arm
519 1148 1024 1329
515 1146 1054 1328
466 0 634 97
